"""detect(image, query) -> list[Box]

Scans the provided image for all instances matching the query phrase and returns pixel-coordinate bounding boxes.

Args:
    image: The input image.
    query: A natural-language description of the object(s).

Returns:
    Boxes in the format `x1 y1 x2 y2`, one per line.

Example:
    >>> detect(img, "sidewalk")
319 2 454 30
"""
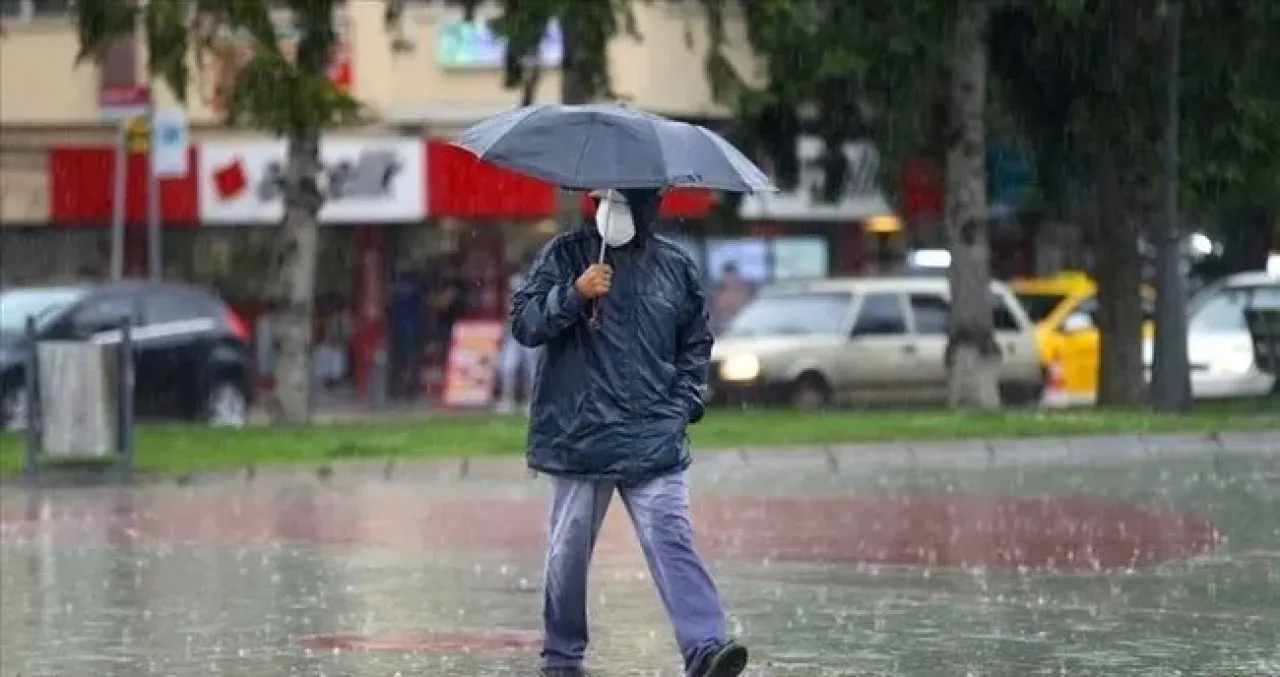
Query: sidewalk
3 432 1276 676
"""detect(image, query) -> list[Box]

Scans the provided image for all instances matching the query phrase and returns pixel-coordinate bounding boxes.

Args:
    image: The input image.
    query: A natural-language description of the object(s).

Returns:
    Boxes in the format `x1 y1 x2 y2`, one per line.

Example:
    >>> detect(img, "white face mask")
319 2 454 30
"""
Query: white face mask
595 198 636 247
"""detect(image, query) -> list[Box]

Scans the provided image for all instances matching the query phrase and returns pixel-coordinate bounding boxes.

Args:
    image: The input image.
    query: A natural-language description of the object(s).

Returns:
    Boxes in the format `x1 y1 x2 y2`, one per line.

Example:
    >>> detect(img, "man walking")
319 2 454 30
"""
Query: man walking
510 188 748 677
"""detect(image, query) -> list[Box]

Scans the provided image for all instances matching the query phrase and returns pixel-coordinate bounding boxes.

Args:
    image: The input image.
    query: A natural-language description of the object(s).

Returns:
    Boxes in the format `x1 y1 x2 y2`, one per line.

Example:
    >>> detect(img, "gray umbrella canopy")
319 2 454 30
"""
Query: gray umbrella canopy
453 103 776 194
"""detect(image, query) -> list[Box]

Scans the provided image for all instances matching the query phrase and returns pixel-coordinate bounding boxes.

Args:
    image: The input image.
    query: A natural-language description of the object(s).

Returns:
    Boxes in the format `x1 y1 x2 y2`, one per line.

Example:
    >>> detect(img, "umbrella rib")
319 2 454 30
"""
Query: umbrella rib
692 126 774 194
568 114 600 188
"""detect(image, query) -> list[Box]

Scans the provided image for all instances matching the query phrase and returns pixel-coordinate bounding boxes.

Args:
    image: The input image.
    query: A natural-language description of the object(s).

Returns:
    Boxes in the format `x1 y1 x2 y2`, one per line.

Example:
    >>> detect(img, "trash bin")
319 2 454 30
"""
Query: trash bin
36 340 118 457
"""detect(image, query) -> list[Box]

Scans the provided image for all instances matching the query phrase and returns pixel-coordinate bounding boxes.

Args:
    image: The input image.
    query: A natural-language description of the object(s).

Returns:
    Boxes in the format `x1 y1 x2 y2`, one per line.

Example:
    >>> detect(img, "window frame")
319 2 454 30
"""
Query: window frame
851 292 909 337
70 293 142 335
907 292 950 336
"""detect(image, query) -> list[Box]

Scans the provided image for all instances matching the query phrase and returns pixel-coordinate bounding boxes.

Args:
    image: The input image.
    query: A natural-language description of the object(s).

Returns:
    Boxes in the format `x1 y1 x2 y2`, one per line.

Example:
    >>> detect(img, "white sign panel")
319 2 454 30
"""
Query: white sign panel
738 136 893 222
151 108 190 178
198 138 425 224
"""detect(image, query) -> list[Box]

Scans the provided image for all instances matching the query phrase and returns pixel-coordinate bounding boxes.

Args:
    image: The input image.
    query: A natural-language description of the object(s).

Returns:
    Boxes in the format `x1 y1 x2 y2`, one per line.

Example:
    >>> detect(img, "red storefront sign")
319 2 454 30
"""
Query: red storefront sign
46 140 716 225
49 146 199 225
426 139 715 220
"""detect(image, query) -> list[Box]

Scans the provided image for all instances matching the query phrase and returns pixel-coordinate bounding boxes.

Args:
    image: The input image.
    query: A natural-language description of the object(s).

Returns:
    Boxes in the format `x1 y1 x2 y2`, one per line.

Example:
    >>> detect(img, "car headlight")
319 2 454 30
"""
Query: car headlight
1208 351 1254 375
719 353 760 381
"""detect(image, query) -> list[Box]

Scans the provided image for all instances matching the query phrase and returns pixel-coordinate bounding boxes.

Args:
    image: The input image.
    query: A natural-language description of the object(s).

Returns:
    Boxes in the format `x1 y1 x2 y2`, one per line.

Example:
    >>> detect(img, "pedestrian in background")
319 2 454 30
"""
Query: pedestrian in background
496 263 539 415
387 264 424 400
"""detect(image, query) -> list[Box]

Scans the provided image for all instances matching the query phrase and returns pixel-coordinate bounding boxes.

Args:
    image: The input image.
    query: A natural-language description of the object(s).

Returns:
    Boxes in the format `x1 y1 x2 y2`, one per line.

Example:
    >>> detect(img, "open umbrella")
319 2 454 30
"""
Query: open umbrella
452 103 776 195
456 103 776 328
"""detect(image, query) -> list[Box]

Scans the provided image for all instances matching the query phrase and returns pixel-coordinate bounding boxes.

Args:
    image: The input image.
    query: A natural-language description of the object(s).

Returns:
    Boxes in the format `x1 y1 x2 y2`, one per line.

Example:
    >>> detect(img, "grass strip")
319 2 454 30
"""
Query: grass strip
1 401 1275 477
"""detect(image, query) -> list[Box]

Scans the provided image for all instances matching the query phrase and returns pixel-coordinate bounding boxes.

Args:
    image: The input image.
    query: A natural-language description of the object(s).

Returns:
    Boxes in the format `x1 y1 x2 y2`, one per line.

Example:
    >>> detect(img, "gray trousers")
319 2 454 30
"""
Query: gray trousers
541 471 727 673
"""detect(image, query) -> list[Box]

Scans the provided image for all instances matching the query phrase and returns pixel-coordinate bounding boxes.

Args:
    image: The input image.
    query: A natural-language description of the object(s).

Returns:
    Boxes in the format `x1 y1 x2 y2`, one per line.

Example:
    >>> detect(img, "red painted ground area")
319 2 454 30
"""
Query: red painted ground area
1 491 1220 572
694 496 1220 572
297 631 539 653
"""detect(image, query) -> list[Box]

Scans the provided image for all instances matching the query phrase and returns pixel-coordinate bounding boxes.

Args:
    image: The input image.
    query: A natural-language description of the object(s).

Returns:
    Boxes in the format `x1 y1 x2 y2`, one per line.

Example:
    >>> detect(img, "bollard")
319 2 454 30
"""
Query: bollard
116 317 136 483
370 346 389 410
22 315 41 488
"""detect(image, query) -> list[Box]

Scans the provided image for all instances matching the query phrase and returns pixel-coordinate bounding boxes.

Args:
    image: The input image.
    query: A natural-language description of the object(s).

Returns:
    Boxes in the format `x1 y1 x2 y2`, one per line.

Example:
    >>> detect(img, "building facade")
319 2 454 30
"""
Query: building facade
0 1 915 395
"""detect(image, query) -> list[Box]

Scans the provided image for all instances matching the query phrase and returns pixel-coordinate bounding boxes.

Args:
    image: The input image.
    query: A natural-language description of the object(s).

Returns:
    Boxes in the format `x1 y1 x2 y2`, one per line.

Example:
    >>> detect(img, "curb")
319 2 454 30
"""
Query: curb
5 429 1277 491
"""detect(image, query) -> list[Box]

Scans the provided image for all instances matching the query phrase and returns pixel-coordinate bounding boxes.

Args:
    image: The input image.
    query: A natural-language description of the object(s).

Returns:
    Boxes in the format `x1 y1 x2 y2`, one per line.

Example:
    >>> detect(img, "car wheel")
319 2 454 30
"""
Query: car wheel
789 373 830 410
204 382 249 428
2 386 29 432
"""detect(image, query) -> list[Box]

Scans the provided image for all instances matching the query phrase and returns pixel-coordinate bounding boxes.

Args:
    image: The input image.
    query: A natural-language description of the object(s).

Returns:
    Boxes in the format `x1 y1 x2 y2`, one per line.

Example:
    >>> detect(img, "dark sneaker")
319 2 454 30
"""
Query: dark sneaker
540 667 587 677
693 640 749 677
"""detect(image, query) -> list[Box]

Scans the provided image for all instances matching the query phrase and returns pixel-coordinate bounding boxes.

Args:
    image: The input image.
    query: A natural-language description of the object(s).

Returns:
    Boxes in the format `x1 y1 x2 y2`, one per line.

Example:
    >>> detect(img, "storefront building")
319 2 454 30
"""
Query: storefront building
2 1 923 399
1 1 900 284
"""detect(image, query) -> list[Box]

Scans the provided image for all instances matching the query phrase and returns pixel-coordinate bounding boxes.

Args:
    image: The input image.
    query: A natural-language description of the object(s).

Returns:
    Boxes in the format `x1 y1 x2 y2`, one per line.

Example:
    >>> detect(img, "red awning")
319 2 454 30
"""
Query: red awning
48 146 199 225
426 140 556 219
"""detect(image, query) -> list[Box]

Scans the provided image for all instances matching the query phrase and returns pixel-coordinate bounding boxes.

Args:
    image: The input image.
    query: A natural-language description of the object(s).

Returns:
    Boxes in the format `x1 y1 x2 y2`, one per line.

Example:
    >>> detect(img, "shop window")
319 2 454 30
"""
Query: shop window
31 0 70 17
0 229 106 285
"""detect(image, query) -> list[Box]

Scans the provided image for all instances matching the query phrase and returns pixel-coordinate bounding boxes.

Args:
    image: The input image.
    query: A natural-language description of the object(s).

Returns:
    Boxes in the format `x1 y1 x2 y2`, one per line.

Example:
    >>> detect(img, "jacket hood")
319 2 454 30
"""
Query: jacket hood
590 188 662 240
619 188 661 235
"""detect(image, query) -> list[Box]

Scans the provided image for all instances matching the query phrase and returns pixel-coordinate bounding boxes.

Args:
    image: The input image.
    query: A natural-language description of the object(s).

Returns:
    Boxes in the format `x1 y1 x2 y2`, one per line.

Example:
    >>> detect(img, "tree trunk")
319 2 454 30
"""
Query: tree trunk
944 1 1001 409
266 134 323 423
1093 148 1147 406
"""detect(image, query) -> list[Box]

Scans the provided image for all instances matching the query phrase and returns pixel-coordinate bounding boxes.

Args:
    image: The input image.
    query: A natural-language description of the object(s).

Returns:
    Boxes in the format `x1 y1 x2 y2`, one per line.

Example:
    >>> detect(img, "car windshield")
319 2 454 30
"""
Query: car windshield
1014 293 1068 324
0 288 86 336
1189 284 1280 334
724 292 852 337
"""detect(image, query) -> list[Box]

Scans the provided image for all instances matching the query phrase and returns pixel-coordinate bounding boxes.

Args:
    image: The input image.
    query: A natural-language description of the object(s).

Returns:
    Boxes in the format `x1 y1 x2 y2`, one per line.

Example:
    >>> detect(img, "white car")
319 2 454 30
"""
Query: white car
709 276 1045 408
1145 270 1280 399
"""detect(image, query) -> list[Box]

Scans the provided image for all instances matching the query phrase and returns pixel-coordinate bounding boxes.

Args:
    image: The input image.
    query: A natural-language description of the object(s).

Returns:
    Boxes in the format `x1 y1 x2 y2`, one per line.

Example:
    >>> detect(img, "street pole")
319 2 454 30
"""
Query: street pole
146 99 162 281
109 121 128 282
1151 0 1191 413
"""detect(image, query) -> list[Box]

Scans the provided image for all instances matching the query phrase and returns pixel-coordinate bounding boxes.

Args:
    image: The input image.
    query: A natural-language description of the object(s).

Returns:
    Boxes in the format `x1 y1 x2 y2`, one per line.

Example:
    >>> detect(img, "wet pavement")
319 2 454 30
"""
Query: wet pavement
2 435 1279 676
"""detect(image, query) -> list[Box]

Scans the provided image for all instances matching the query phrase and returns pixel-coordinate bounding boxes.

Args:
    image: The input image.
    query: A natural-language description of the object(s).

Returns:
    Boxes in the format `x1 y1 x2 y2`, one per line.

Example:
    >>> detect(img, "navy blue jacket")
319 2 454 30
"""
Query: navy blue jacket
511 227 713 485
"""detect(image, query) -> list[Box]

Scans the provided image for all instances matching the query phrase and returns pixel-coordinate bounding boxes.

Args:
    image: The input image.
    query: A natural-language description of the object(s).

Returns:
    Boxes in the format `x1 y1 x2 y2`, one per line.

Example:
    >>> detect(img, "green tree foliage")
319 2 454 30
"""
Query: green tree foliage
77 0 362 135
432 0 645 231
701 0 1004 408
709 0 1280 408
701 1 914 199
73 0 372 423
1177 0 1280 210
991 0 1280 405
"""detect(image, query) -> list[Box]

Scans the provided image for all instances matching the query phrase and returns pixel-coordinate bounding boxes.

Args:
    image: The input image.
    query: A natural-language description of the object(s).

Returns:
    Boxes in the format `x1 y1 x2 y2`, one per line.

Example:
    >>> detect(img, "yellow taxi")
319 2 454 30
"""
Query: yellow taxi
1010 271 1154 405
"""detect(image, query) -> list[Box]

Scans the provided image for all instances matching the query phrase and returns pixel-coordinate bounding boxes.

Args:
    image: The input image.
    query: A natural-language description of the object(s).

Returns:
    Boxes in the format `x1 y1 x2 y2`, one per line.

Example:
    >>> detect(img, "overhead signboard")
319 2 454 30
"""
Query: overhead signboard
436 16 563 69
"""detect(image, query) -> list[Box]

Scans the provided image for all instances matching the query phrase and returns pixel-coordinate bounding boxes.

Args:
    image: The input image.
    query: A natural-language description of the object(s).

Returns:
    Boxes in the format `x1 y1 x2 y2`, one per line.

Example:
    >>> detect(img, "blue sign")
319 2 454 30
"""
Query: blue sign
437 17 562 69
151 108 189 178
987 146 1035 210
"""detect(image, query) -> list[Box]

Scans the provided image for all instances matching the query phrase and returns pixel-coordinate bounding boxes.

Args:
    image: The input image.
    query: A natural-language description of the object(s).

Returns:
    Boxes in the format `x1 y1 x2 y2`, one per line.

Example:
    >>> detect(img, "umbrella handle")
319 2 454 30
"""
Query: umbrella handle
596 196 612 264
589 197 612 329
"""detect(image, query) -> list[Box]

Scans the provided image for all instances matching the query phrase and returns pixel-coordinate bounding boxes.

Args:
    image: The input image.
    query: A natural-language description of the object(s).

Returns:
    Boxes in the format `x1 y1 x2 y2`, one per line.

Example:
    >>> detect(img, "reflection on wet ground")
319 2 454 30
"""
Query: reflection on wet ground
2 442 1278 676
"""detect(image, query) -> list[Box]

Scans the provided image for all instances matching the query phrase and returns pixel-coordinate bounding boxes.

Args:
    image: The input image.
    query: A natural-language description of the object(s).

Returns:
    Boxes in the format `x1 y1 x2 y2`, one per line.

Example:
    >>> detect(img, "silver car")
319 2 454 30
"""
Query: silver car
709 276 1044 408
1144 270 1279 399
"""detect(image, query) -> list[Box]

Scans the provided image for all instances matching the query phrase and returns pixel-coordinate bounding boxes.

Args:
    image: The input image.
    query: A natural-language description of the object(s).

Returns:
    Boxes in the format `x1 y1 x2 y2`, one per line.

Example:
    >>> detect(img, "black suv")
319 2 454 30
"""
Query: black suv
0 282 255 431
